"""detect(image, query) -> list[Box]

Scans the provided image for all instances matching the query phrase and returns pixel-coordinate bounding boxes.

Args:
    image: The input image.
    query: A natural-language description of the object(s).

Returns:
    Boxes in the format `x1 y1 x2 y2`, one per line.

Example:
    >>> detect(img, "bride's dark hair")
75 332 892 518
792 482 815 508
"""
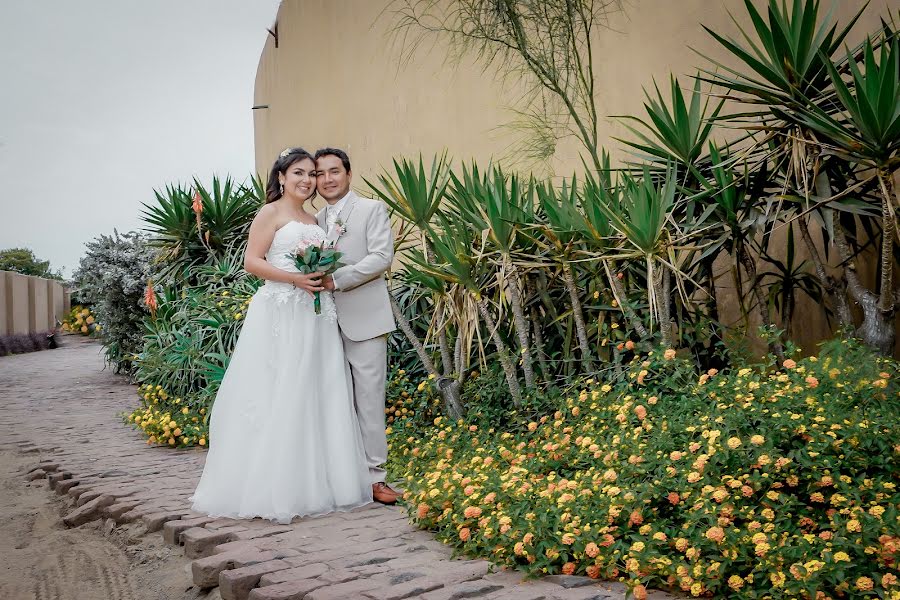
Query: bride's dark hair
265 147 316 203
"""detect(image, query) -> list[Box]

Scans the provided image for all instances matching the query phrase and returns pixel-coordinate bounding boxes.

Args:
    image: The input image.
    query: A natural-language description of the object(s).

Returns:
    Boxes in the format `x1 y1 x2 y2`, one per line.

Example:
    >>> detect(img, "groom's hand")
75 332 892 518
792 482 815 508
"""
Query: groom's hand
322 275 336 291
293 272 325 295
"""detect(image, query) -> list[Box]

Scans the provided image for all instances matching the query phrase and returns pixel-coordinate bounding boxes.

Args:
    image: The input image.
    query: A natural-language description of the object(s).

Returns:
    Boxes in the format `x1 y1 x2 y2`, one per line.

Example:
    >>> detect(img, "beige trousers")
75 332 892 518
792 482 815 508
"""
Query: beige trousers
341 332 388 484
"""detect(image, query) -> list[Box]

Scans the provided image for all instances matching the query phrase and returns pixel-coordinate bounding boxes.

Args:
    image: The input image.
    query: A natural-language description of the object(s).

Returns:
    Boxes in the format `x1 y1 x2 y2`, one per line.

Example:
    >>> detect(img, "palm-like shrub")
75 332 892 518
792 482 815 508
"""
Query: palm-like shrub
142 176 262 284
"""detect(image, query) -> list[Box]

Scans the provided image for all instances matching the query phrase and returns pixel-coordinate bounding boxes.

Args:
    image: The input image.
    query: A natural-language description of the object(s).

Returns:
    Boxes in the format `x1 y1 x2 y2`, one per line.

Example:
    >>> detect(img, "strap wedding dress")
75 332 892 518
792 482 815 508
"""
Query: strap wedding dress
190 221 373 523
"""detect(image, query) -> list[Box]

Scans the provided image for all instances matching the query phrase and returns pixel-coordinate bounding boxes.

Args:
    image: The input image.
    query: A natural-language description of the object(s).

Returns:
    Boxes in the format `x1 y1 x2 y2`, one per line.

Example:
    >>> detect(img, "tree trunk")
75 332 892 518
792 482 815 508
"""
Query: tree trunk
525 276 551 379
505 259 535 388
834 223 895 355
737 242 785 361
426 244 455 376
658 265 674 349
797 216 854 331
390 295 465 418
477 295 523 407
605 262 650 339
561 260 593 372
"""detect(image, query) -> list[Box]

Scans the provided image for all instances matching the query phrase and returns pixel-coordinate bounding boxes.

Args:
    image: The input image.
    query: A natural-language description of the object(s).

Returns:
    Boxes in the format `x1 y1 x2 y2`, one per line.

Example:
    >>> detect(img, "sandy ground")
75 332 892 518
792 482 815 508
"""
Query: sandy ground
0 450 217 600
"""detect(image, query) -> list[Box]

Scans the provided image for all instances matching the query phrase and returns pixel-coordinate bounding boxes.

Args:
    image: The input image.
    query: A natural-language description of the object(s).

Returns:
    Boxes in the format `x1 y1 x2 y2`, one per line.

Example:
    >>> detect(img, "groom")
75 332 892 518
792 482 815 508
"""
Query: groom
314 147 400 505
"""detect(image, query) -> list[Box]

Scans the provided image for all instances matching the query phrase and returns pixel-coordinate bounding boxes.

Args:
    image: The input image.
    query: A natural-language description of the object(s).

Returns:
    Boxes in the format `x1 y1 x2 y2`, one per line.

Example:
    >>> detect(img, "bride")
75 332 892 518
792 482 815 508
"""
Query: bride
190 147 373 522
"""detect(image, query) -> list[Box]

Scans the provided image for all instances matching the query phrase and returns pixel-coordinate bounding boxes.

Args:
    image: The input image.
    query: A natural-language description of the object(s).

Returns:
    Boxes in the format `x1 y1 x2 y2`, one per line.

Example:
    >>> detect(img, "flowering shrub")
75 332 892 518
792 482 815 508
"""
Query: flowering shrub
60 305 101 336
125 384 208 448
71 231 155 373
390 339 900 599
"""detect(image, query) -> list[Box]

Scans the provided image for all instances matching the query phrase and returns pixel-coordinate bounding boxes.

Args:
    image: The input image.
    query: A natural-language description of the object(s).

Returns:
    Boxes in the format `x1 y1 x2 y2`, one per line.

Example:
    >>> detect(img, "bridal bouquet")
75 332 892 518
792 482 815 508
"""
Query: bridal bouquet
287 240 343 314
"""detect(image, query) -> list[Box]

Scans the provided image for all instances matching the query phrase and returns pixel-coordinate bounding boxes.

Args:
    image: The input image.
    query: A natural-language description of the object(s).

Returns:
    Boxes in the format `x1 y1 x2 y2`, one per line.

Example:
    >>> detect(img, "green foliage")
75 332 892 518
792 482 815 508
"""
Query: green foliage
71 231 155 374
391 338 900 598
0 247 62 280
134 244 259 414
141 176 262 284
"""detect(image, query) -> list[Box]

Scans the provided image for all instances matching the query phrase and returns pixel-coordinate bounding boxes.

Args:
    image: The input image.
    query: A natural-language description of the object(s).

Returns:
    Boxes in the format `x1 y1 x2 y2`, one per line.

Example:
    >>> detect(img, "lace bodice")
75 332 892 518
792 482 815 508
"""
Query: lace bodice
254 221 336 322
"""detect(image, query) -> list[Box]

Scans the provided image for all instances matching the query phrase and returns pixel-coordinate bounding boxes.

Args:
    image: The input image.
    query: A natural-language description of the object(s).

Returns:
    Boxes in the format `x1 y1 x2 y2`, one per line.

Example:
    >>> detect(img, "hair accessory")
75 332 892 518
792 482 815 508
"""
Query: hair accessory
279 147 293 158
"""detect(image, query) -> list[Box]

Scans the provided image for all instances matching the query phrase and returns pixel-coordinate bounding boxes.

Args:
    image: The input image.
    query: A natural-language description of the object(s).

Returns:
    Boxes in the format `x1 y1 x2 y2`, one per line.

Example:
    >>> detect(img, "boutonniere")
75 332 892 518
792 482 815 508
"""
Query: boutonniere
325 218 348 246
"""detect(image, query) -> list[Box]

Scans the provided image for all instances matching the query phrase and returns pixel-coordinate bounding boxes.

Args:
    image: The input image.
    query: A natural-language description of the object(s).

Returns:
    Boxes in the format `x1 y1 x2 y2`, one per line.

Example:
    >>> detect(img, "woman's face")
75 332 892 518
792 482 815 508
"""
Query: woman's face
279 157 316 201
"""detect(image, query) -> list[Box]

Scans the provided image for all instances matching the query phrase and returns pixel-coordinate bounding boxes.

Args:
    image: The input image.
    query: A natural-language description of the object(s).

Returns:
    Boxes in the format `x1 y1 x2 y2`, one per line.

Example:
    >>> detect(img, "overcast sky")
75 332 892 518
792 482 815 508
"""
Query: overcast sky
0 1 281 276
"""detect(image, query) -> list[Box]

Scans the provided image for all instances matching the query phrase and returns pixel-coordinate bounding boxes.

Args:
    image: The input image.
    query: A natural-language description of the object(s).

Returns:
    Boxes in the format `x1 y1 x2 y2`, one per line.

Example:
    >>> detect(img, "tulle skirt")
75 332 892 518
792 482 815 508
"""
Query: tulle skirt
190 283 372 523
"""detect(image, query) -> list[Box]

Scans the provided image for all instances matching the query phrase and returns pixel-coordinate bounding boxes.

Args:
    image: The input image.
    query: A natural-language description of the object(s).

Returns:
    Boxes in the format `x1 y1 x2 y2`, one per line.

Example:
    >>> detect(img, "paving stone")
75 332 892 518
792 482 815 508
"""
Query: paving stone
247 578 328 600
183 525 248 558
418 580 505 600
218 559 293 600
304 577 385 600
62 493 115 526
143 510 190 532
55 478 80 493
258 563 329 586
25 469 46 481
363 561 491 600
192 549 282 588
543 576 596 589
163 516 217 545
47 470 72 489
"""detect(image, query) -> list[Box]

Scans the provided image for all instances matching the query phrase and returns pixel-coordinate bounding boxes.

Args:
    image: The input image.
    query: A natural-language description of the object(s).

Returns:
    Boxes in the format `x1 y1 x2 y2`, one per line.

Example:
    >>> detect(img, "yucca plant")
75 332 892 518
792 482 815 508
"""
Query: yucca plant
142 176 261 285
533 177 596 370
616 74 724 176
413 214 523 407
798 35 900 353
588 166 682 347
366 153 458 377
448 163 537 388
580 166 651 341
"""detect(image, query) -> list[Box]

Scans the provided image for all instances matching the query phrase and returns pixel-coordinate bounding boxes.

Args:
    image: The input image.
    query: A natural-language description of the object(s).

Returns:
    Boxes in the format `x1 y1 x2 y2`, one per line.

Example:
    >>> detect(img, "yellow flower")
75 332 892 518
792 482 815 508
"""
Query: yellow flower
846 519 862 533
727 575 744 590
833 551 850 562
726 437 741 449
750 435 765 445
199 438 206 446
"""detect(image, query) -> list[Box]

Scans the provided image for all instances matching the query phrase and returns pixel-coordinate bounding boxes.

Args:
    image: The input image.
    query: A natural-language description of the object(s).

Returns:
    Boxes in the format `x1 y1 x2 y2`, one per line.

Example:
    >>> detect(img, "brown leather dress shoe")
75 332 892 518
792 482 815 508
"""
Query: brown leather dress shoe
372 482 400 505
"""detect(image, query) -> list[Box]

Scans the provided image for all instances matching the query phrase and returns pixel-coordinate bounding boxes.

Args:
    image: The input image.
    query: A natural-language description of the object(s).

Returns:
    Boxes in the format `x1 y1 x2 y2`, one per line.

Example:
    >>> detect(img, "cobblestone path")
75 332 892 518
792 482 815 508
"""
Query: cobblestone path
0 337 675 600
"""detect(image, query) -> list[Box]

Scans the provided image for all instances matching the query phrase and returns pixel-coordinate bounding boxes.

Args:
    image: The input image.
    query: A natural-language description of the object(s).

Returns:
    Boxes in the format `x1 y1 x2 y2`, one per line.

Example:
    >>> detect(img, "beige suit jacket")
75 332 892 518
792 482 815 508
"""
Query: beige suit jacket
316 191 396 342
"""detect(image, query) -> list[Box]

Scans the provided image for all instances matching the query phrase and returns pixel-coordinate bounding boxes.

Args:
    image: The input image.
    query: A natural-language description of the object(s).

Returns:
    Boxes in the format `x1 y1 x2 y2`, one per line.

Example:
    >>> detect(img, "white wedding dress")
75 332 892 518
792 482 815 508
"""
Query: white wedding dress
190 221 373 523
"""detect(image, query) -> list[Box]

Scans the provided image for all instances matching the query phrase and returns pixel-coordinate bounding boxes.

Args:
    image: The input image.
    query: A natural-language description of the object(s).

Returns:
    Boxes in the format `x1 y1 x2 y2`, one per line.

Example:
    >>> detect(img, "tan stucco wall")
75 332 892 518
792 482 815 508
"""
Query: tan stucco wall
1 271 70 335
253 0 897 354
253 0 887 179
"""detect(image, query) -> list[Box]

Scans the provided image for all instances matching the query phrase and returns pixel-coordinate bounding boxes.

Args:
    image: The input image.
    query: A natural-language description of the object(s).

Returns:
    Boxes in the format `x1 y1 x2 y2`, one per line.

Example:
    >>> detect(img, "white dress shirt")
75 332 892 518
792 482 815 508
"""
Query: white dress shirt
325 191 352 232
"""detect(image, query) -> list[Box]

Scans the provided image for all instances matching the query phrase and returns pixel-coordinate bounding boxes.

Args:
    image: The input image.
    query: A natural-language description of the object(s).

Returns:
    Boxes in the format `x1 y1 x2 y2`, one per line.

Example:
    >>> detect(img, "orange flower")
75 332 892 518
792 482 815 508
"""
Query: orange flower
624 340 635 351
705 527 725 543
463 506 482 519
667 492 681 505
632 584 648 600
585 542 600 558
586 565 601 579
416 503 430 519
634 405 647 421
664 348 676 360
629 511 644 526
144 281 158 316
459 527 471 542
192 190 203 215
561 562 576 575
805 376 819 388
523 533 535 545
782 358 797 369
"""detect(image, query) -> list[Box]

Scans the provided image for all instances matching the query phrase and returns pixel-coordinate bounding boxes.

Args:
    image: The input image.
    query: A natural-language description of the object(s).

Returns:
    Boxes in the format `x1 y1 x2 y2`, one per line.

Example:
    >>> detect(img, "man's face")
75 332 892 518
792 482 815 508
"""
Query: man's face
315 155 352 202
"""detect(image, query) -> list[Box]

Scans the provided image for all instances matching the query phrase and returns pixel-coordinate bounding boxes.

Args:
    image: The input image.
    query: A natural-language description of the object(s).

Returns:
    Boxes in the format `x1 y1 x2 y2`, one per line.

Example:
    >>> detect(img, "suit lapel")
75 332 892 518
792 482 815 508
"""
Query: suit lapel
338 191 360 226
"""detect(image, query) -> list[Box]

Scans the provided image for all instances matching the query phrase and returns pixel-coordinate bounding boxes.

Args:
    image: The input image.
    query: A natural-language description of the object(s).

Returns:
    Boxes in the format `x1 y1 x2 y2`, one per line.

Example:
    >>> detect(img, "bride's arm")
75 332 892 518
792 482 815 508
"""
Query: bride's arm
243 207 324 294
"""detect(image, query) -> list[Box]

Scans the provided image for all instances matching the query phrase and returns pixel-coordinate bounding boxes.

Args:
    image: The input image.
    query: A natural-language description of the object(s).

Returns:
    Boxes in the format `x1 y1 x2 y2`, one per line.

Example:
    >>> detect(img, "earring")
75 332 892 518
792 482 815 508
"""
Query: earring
279 183 284 195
